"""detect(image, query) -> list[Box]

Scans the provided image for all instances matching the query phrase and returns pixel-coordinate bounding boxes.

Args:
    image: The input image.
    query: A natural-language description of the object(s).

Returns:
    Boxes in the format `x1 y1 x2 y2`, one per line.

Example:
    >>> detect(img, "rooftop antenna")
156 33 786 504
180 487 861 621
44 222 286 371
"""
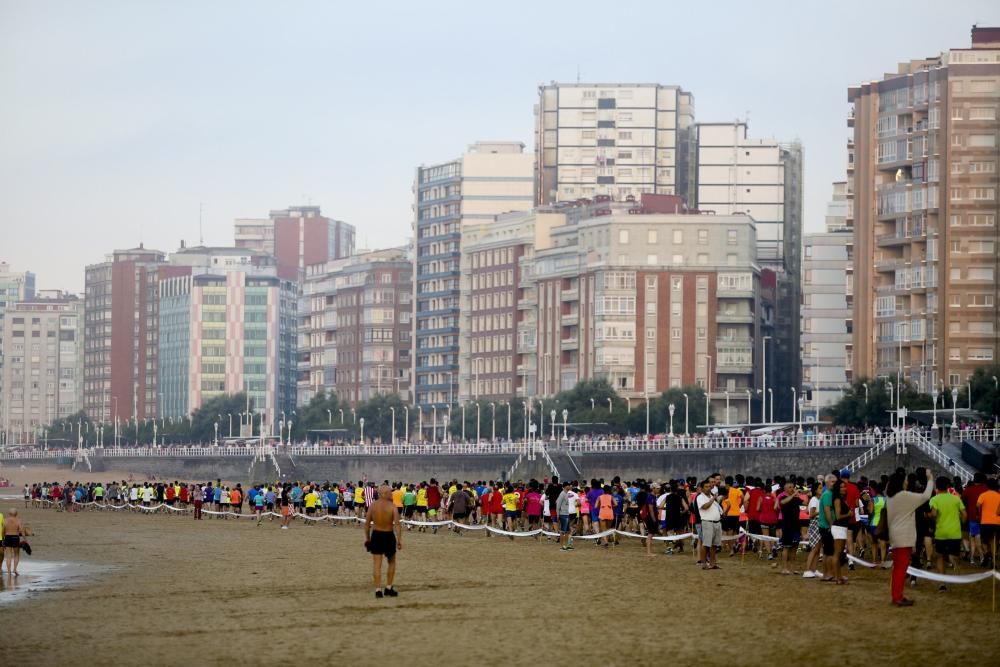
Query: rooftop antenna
198 202 204 246
576 64 581 83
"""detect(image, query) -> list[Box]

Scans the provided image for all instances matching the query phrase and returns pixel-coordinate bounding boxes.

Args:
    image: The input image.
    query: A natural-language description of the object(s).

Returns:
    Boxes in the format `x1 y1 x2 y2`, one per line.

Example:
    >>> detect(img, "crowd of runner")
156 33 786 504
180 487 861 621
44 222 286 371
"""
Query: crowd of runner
17 467 1000 605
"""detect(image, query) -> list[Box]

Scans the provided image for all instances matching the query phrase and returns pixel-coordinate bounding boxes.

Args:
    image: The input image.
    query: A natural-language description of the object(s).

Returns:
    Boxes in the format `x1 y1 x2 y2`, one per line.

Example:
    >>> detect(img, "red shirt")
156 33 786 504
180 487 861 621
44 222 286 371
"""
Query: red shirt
165 486 175 501
963 483 988 522
746 487 764 520
179 487 189 502
845 481 861 524
490 491 503 513
426 485 441 510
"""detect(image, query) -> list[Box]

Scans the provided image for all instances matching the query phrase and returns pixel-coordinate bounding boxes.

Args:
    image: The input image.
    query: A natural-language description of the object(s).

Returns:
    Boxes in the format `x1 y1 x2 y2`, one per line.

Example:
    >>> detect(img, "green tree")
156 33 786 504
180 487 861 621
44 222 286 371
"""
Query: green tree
354 393 412 443
829 378 894 428
291 390 343 442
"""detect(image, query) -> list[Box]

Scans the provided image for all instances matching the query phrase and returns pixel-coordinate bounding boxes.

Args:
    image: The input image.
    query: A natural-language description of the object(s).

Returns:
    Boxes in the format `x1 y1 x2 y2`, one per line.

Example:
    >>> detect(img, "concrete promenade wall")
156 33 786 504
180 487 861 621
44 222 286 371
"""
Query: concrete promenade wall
8 446 883 483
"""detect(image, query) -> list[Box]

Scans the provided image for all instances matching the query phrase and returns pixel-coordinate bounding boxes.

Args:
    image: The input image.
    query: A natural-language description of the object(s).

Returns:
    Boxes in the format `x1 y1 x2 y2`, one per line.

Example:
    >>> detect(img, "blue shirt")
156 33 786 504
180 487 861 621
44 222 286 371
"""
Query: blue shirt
253 494 265 508
213 487 222 502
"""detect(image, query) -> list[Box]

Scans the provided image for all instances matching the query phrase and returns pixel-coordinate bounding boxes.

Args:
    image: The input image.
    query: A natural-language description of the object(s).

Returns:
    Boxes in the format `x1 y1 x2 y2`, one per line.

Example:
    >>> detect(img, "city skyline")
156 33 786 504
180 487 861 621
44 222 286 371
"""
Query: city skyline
3 2 998 292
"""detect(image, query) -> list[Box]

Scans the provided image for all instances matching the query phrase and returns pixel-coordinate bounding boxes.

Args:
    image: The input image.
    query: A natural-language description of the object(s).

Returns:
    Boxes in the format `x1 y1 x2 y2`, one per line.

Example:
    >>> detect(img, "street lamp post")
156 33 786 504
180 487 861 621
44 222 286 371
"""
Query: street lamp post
724 391 730 426
931 389 938 429
767 388 773 426
359 417 365 443
968 378 972 410
404 406 409 443
505 401 512 441
339 409 344 425
278 420 284 446
887 382 894 430
745 389 751 425
351 408 356 425
432 406 437 443
762 335 771 424
550 409 556 441
797 397 804 434
326 409 332 425
389 406 396 445
683 393 689 436
590 398 595 411
643 393 649 437
476 403 481 444
951 387 958 437
606 397 613 413
227 413 233 438
461 403 466 442
213 421 219 447
287 420 294 445
562 408 568 442
668 403 675 438
490 402 496 442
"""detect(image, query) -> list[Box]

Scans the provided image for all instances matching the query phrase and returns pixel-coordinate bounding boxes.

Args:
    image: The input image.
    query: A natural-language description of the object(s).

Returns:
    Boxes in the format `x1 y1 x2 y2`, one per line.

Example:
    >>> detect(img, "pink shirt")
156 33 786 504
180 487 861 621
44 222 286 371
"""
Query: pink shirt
525 491 543 516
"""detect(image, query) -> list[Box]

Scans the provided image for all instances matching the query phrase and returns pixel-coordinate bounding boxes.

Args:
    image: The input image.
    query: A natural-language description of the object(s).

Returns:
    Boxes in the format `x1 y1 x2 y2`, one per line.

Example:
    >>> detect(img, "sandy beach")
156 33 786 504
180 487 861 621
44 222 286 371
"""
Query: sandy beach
1 472 998 665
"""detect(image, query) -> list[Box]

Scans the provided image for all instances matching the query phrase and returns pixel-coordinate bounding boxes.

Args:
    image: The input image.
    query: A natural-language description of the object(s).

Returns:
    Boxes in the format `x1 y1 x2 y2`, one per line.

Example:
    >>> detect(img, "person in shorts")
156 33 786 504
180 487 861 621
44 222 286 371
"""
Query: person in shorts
696 480 722 570
929 475 966 590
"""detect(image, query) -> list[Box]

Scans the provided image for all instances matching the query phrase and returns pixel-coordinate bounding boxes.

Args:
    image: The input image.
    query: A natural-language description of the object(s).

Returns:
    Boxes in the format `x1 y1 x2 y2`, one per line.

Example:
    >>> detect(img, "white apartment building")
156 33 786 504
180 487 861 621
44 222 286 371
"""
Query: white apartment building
802 182 853 413
535 83 696 206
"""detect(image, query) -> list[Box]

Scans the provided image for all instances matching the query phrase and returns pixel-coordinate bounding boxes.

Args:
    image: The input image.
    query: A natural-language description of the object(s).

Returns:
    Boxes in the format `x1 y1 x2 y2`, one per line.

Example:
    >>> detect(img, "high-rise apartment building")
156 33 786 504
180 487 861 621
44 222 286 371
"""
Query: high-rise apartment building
802 182 854 413
298 247 413 407
0 291 83 444
412 141 534 429
849 26 1000 391
158 246 297 425
235 205 355 281
695 123 803 420
84 246 166 422
0 262 36 442
535 83 696 206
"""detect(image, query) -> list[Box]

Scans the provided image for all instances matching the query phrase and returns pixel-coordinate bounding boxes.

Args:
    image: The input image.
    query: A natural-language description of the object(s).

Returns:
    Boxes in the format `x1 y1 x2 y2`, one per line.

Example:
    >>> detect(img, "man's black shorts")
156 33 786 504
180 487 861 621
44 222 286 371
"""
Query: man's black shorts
819 527 835 556
934 538 961 557
722 516 740 532
367 529 397 558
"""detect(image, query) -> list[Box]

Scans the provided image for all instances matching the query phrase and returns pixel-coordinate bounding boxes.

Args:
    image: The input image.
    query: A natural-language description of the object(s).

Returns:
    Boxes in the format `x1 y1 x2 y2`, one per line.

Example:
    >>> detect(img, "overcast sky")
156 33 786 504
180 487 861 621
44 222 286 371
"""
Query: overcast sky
2 0 998 292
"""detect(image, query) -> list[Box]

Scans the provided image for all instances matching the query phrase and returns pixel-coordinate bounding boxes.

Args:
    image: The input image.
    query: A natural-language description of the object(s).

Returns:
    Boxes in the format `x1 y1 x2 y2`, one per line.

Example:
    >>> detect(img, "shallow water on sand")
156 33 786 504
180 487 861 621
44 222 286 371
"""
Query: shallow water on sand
0 560 111 605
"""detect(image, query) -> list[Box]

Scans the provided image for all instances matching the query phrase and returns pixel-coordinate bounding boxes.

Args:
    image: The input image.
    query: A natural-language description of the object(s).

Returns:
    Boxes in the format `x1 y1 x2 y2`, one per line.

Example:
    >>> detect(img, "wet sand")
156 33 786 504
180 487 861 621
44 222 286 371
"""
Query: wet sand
1 500 998 665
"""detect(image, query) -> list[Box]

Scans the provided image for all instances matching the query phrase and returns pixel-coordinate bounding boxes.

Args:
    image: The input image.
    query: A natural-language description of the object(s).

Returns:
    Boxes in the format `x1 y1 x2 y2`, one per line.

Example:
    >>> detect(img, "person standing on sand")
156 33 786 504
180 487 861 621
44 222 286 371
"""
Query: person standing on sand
3 508 24 576
365 485 402 599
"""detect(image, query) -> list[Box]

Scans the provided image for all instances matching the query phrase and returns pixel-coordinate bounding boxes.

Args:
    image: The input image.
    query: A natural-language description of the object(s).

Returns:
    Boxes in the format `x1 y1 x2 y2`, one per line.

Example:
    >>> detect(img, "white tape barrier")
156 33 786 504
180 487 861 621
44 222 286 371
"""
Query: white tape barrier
846 553 1000 585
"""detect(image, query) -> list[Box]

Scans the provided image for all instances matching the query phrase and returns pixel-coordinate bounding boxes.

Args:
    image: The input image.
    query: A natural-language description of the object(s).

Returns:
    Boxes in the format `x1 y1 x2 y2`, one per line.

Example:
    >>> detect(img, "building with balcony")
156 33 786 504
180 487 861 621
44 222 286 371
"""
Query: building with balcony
0 292 83 444
515 195 761 423
412 141 534 433
457 208 566 405
849 26 999 392
298 247 412 407
535 83 696 207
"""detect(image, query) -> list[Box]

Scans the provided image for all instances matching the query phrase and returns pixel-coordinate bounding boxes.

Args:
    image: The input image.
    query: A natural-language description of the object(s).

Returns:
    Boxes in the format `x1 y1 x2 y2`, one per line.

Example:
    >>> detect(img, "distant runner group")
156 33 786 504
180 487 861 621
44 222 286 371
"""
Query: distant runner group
20 466 1000 604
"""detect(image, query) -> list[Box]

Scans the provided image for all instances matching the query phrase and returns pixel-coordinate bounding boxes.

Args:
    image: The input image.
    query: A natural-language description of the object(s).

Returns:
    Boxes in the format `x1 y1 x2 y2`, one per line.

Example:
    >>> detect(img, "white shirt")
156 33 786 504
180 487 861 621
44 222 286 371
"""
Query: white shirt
566 491 579 514
808 496 820 519
696 493 722 522
142 487 154 502
130 488 139 501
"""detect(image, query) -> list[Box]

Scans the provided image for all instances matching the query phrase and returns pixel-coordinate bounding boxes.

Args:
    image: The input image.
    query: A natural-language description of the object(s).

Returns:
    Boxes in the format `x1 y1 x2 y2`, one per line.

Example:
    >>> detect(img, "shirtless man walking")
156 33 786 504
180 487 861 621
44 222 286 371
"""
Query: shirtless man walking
3 508 24 576
364 485 402 599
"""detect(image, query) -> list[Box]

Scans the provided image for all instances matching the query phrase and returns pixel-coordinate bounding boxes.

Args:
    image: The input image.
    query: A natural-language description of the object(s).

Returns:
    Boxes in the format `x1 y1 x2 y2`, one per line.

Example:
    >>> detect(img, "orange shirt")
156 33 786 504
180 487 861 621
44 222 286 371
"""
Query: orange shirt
976 490 1000 525
230 490 241 505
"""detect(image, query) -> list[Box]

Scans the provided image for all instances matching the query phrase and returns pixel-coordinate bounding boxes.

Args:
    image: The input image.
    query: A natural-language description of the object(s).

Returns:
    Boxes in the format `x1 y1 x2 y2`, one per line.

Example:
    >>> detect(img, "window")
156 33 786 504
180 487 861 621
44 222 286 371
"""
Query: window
697 229 708 245
697 327 706 339
968 267 995 281
970 107 997 120
647 230 658 244
671 327 681 339
618 230 629 244
949 348 961 361
647 254 658 265
618 131 632 140
672 230 683 244
671 277 682 291
969 349 994 361
969 294 994 307
950 214 961 227
949 294 961 307
672 254 683 264
970 188 996 201
950 268 962 280
951 134 964 147
671 302 681 316
969 240 995 254
949 373 961 387
727 229 737 245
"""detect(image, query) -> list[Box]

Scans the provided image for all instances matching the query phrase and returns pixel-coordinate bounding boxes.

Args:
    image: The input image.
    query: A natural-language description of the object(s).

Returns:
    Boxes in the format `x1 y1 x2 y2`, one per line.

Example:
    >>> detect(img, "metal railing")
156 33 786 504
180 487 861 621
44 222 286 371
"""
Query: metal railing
0 430 977 462
907 431 975 484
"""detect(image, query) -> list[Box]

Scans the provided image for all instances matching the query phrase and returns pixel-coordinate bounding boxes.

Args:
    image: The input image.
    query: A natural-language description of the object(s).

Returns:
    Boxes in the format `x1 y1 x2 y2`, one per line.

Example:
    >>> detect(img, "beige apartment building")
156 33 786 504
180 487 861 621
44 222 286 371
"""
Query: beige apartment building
0 292 83 444
849 26 1000 391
